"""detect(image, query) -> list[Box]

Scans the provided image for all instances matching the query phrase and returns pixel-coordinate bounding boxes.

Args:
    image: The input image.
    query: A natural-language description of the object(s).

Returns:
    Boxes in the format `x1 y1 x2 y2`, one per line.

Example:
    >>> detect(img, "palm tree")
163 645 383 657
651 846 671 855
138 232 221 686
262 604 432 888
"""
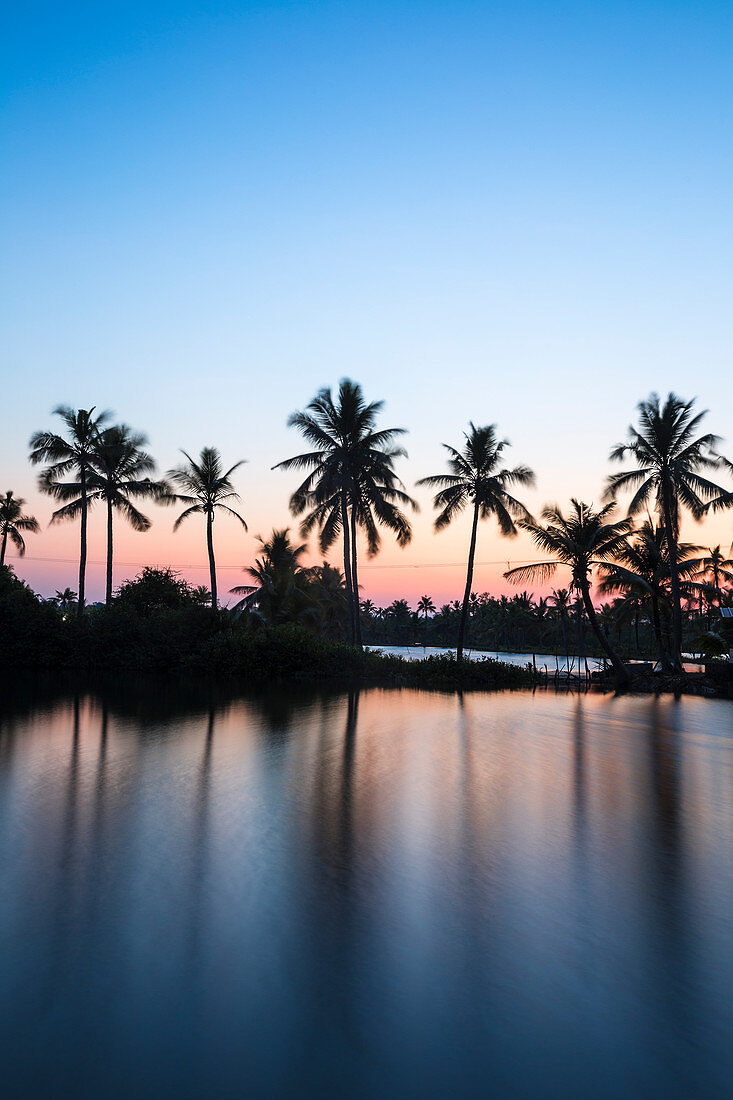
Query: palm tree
504 499 633 686
306 562 350 638
168 447 247 608
0 491 40 567
548 587 572 669
597 519 703 668
50 425 170 604
417 594 436 646
693 546 733 613
417 423 534 661
275 380 417 646
54 587 77 613
29 406 110 614
230 528 308 622
605 393 730 671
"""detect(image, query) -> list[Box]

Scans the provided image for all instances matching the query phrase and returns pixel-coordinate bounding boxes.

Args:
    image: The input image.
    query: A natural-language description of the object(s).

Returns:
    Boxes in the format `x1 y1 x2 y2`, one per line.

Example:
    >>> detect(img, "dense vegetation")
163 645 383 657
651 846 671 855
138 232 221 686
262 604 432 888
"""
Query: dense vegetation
0 565 531 689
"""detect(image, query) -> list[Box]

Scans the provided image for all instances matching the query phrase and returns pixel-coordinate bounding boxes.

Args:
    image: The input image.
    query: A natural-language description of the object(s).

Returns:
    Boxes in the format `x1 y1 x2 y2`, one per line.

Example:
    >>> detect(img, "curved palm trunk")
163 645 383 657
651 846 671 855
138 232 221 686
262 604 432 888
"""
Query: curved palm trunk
341 493 356 645
0 528 7 567
349 508 362 648
457 500 480 662
105 496 114 605
78 468 87 617
579 579 630 687
207 509 217 609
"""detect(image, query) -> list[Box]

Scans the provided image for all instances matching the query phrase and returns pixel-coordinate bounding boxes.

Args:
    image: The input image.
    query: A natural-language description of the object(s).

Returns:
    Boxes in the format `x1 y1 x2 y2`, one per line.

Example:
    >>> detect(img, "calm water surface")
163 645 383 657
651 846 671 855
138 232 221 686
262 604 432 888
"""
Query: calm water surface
1 677 732 1098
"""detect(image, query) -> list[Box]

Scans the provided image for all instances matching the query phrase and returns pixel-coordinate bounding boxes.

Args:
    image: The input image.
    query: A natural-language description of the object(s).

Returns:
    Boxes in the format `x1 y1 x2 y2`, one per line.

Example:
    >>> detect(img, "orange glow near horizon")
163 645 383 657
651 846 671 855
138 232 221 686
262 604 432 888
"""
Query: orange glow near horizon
8 491 732 610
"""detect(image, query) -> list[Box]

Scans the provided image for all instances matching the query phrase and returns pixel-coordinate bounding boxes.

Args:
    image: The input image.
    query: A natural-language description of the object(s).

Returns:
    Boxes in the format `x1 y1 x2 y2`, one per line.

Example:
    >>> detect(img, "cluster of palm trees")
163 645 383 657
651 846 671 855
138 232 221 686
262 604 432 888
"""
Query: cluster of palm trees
4 388 733 680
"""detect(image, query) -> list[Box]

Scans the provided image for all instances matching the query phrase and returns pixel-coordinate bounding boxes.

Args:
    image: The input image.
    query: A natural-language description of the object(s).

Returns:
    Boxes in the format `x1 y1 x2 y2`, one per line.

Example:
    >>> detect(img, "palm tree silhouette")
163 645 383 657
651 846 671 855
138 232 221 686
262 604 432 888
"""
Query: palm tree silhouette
168 447 247 608
0 491 40 567
548 588 572 669
693 545 733 616
605 392 730 670
91 426 171 603
417 594 435 646
29 406 111 614
417 423 534 661
597 519 702 668
54 587 77 613
230 528 308 621
504 499 632 686
275 380 416 646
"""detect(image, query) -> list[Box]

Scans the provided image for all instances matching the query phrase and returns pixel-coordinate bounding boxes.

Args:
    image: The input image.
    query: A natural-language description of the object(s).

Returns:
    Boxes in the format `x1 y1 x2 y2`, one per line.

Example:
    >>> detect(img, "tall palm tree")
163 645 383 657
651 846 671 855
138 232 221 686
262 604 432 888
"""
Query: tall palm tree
275 380 417 646
417 423 534 661
168 447 247 608
504 499 633 686
91 426 170 603
0 491 40 567
605 392 730 671
29 406 111 614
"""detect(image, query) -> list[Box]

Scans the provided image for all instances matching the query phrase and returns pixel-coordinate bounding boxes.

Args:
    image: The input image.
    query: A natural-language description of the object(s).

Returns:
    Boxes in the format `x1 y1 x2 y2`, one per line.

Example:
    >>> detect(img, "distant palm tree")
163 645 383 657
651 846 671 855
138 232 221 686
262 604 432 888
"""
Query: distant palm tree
605 392 730 671
54 587 77 612
230 528 308 621
417 594 435 646
693 545 733 615
504 499 632 686
51 425 170 604
29 406 111 615
548 587 572 668
169 447 247 608
0 491 40 567
417 423 534 660
275 380 416 646
306 562 350 638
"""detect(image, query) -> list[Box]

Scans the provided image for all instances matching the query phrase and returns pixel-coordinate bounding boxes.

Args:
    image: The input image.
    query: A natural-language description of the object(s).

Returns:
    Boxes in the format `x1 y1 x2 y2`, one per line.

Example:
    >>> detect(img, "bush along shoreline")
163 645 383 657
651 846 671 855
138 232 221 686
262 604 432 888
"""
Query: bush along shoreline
0 566 530 690
4 566 731 695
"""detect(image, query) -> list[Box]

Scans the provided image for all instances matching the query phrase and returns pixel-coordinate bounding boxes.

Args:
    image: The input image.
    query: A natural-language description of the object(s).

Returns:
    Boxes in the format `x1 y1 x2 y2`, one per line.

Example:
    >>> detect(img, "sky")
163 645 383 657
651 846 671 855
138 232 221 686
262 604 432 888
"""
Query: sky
3 1 732 606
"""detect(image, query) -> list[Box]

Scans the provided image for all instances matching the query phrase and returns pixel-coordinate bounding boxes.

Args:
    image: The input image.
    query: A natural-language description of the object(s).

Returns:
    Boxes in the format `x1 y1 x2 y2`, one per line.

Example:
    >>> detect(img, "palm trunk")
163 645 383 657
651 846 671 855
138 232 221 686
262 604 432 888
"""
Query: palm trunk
341 493 356 645
105 496 114 605
350 508 362 648
662 484 683 672
78 468 87 617
457 500 479 662
207 509 217 609
0 528 6 567
579 579 629 687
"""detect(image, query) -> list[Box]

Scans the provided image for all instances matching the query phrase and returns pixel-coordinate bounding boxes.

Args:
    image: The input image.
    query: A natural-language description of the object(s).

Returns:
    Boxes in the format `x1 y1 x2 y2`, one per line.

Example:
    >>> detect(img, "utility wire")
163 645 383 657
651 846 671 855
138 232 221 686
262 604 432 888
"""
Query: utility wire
16 554 544 571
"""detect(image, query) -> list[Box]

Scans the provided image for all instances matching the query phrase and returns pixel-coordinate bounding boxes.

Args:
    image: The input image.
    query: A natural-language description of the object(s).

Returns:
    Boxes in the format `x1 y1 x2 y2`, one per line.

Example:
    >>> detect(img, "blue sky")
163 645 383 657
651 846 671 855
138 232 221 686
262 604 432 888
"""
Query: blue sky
3 1 732 601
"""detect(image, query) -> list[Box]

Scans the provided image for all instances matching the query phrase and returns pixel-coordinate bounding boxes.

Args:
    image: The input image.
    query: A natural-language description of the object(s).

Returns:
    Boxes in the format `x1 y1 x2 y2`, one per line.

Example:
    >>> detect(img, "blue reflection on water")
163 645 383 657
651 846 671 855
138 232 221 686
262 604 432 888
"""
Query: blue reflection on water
1 677 732 1097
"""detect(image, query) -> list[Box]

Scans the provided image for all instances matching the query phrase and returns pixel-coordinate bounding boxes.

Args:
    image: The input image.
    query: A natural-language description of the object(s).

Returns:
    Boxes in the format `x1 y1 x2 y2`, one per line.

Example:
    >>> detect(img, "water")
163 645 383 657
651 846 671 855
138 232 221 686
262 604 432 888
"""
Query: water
1 676 732 1098
371 645 706 674
368 644 605 669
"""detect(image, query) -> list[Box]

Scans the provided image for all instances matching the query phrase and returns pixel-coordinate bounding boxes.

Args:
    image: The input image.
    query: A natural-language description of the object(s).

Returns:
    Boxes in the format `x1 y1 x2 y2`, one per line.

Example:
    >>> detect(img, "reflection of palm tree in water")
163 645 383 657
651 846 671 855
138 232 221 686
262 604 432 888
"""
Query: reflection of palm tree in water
186 706 216 965
45 695 83 1009
642 696 693 1052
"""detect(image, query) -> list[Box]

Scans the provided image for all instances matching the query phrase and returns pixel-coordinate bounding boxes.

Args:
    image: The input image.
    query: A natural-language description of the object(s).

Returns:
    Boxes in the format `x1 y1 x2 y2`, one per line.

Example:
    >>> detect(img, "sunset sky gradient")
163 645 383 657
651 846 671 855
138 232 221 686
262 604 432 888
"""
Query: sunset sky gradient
3 1 732 605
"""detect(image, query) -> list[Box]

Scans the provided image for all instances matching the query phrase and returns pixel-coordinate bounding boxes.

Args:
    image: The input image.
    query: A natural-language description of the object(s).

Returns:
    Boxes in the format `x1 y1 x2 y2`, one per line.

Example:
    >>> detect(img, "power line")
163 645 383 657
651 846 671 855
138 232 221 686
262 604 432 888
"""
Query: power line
16 554 544 571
